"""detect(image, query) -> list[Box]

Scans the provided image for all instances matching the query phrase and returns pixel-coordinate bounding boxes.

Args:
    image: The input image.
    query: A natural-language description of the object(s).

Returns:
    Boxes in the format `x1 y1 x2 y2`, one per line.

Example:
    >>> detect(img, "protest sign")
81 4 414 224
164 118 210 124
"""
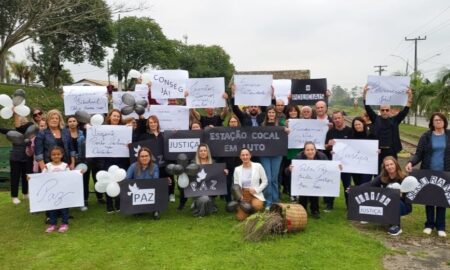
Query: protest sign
86 125 132 158
163 130 203 160
129 139 165 166
332 139 379 175
148 105 189 131
146 70 189 99
406 170 450 208
234 75 273 106
287 119 328 149
273 79 291 105
366 75 410 105
63 86 108 115
119 178 169 215
186 77 226 108
291 79 327 105
183 163 227 198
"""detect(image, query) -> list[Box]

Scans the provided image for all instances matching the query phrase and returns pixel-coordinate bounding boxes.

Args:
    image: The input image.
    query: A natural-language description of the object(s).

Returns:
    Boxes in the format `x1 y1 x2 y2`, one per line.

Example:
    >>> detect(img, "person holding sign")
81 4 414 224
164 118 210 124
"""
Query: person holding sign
363 85 413 171
41 146 71 233
314 101 333 128
126 147 161 219
405 113 449 237
223 115 242 203
230 84 268 127
287 142 328 219
284 104 302 201
350 117 374 186
233 148 268 221
362 156 412 236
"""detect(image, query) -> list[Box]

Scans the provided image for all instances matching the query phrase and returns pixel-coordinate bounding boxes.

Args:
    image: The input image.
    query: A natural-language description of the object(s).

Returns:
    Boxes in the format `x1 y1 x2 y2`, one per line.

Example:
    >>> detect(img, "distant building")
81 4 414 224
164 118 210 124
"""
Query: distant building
233 69 310 80
73 79 118 89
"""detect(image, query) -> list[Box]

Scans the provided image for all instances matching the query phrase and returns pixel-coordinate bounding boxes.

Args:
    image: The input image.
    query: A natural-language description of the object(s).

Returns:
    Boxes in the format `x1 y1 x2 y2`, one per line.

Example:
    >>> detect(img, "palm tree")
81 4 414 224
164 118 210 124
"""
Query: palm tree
9 61 27 84
23 66 36 85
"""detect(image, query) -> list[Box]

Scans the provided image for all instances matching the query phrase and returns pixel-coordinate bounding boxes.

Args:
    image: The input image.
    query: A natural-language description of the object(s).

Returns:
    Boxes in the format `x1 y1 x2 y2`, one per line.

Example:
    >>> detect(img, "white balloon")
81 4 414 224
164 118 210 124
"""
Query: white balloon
141 73 152 84
178 173 189 188
74 163 88 173
128 69 141 79
0 94 13 107
94 181 108 193
401 176 419 193
106 182 121 197
90 114 104 126
108 165 120 175
96 170 111 183
113 168 127 182
0 107 13 119
14 104 30 116
387 182 401 190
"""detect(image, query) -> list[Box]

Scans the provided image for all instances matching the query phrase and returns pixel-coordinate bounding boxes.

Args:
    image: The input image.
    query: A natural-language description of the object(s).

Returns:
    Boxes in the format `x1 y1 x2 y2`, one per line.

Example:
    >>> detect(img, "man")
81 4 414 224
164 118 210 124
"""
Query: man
275 99 286 121
314 100 333 128
363 85 413 170
324 111 352 211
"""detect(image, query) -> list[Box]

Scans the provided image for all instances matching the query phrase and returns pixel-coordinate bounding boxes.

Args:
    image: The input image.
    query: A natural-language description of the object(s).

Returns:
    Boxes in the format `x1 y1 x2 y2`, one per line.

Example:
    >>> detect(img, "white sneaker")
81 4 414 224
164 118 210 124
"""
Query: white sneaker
169 194 175 202
12 197 21 204
80 206 88 211
360 221 368 224
438 231 447 237
423 228 432 235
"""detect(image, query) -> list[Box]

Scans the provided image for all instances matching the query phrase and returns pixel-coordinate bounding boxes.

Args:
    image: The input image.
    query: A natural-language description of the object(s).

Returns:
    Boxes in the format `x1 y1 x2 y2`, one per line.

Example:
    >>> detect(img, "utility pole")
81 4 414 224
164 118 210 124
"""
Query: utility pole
405 36 427 79
107 59 110 85
374 65 388 75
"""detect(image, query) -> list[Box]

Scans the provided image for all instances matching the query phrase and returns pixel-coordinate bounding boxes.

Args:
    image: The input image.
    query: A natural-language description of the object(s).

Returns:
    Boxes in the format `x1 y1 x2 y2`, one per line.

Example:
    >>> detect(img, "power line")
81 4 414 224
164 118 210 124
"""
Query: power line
404 36 427 78
374 65 388 75
405 5 450 36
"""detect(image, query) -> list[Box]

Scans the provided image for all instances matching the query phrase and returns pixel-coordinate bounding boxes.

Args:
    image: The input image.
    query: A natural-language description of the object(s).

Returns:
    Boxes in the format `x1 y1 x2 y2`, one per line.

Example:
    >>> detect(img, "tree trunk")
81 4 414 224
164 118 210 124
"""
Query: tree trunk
0 52 6 83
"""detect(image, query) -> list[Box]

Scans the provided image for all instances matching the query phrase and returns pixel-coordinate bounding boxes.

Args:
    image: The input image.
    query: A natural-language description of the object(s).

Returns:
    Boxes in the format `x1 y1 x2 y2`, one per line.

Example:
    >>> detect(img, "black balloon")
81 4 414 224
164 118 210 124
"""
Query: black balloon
177 153 189 168
239 201 254 214
226 201 239 212
75 111 91 124
185 163 200 176
24 124 38 139
121 105 134 115
6 131 24 144
122 93 136 106
13 89 26 97
135 99 148 107
165 164 176 175
134 104 145 115
173 164 184 175
12 95 24 106
232 184 243 201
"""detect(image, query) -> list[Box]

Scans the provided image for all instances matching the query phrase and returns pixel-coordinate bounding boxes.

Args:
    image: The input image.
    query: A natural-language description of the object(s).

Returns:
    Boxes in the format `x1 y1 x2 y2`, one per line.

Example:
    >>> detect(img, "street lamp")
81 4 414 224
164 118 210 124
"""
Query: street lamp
419 53 441 64
390 54 412 75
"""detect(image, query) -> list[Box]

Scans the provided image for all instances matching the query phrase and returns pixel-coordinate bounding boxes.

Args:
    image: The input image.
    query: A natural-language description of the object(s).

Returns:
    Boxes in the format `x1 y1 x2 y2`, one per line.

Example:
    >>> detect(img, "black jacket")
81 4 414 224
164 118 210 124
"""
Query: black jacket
409 130 450 171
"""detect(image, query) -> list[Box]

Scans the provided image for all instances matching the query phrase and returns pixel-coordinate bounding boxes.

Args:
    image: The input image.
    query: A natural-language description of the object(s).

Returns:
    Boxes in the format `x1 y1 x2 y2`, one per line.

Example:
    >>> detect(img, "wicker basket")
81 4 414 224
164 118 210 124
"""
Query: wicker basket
275 203 308 232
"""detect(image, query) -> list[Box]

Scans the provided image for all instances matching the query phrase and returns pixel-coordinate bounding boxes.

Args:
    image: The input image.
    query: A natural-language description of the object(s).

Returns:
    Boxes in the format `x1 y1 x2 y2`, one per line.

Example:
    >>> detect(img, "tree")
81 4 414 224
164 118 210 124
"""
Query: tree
110 16 177 88
22 65 36 85
174 42 235 83
329 85 351 106
9 60 27 84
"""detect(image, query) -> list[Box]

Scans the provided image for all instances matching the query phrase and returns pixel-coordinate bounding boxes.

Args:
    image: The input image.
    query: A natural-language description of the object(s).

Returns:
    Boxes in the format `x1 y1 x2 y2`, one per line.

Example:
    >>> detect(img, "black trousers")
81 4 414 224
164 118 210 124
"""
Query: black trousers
10 159 31 197
299 196 319 214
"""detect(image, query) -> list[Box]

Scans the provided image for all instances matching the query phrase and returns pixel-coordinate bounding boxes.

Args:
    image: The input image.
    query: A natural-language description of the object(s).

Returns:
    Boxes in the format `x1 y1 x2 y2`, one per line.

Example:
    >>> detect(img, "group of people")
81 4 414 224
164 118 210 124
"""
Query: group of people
1 83 448 238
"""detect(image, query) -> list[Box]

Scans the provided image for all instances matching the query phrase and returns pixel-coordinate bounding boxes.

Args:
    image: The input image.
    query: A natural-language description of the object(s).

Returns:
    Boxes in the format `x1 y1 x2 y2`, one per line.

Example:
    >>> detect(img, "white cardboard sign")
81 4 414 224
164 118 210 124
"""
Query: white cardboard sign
186 77 226 108
86 125 133 157
148 105 189 131
63 86 108 115
234 75 273 106
287 119 328 149
273 79 291 105
147 70 189 99
366 75 410 105
332 139 379 175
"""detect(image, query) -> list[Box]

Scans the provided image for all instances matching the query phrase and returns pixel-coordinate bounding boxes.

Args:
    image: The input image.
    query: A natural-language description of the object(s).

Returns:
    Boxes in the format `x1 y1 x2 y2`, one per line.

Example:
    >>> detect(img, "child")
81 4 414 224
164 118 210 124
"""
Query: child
42 146 70 233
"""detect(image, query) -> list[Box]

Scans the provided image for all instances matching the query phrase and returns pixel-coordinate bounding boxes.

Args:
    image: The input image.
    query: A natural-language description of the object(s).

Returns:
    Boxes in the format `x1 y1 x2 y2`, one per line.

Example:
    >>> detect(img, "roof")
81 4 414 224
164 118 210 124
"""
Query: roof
234 69 310 80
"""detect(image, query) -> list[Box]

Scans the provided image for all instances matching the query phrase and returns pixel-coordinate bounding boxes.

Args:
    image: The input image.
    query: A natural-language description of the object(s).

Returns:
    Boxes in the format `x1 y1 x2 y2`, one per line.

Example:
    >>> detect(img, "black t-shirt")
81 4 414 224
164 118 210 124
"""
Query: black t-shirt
325 126 352 142
200 115 222 128
378 118 393 147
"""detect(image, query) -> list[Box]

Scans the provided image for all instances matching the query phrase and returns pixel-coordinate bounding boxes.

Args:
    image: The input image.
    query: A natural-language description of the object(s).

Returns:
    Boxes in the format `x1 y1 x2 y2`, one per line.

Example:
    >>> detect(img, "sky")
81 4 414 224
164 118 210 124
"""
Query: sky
11 0 450 90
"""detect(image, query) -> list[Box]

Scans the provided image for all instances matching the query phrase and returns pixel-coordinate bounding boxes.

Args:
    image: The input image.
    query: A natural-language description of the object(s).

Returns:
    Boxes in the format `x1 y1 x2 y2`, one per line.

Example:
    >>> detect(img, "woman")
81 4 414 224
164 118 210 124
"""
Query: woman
405 112 449 237
350 117 373 186
66 115 87 211
284 104 301 201
259 105 285 208
233 148 268 221
362 156 412 236
31 108 45 126
35 109 75 171
126 147 160 219
223 114 242 203
103 109 129 213
287 142 328 219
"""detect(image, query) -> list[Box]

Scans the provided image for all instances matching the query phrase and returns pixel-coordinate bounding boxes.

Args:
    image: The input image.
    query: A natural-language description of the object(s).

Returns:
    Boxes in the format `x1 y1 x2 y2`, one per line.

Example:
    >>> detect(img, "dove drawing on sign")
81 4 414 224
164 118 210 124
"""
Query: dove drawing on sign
196 169 207 182
127 183 140 196
134 145 141 157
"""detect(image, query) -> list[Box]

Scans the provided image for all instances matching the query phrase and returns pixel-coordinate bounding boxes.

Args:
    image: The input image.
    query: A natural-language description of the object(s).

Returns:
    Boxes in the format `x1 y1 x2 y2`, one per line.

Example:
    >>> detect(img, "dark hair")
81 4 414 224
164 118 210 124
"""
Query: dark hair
303 141 316 150
429 112 448 130
332 111 344 117
49 146 65 159
239 147 251 155
285 104 300 119
136 147 154 177
380 156 406 183
106 109 122 125
262 105 279 126
147 115 161 133
351 117 367 134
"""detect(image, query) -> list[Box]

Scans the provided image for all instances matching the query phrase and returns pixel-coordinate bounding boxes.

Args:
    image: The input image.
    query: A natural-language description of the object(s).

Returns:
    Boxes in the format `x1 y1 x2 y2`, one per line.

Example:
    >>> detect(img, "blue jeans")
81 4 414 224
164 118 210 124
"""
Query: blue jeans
425 205 446 231
48 208 69 225
260 156 282 207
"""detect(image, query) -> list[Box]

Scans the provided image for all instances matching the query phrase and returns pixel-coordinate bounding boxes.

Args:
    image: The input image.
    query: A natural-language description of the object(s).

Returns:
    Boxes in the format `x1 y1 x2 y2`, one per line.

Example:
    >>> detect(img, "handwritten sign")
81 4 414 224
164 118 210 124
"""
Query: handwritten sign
291 79 327 105
348 186 400 224
186 77 226 108
183 163 227 198
366 75 410 105
332 139 378 175
273 79 291 105
134 84 149 92
148 105 189 131
63 86 108 115
163 130 203 160
28 171 84 213
234 75 273 106
119 178 169 215
204 126 287 157
287 119 328 149
85 125 132 158
291 159 341 197
146 70 188 99
406 169 450 208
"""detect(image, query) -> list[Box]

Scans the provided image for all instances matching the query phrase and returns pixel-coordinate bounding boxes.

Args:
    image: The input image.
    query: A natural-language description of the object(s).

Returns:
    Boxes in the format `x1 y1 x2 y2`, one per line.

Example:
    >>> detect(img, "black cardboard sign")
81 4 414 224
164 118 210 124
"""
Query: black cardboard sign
406 169 450 208
163 130 203 161
119 178 169 214
291 78 327 105
183 163 227 198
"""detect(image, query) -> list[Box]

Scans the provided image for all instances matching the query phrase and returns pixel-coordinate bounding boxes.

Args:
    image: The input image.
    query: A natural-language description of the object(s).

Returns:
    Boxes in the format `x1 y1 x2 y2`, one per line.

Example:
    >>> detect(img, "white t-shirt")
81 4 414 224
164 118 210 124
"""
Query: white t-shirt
241 167 252 188
43 162 69 173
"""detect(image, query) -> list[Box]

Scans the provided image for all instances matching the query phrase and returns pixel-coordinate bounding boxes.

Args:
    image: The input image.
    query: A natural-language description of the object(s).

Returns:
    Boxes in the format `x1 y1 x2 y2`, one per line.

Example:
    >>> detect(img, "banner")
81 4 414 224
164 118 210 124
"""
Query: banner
129 139 165 166
406 169 450 208
28 171 84 213
148 105 189 131
204 126 287 157
119 178 169 215
85 125 133 158
163 130 203 160
146 70 189 99
290 79 327 105
332 139 379 175
273 79 291 105
290 159 341 197
186 77 226 108
348 186 400 225
234 75 273 106
366 75 410 106
63 86 108 115
183 163 227 198
287 119 328 149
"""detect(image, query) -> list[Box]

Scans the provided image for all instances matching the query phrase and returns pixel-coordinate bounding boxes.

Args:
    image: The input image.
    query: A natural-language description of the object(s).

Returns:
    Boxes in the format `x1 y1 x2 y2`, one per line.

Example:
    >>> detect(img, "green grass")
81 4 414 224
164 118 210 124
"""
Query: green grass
399 124 427 144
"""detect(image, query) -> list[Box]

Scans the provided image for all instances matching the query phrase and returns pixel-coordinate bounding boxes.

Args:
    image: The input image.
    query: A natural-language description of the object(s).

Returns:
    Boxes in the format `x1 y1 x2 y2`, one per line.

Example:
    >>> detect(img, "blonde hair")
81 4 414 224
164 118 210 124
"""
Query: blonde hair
46 109 65 129
195 144 212 164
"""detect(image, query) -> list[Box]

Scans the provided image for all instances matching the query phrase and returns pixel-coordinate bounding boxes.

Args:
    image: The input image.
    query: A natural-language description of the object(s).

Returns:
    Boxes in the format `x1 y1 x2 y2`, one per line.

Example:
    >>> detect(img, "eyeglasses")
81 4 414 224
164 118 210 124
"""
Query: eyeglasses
380 109 390 112
433 119 443 122
33 112 43 117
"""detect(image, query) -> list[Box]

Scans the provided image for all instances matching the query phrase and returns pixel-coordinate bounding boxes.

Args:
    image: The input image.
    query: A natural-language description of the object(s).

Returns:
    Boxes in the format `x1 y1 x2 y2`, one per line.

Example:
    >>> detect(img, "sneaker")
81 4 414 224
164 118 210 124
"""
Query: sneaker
45 225 57 233
80 206 88 212
12 197 21 204
23 194 29 200
438 231 447 237
58 224 69 233
388 225 402 236
311 212 321 219
107 209 115 214
423 228 432 235
323 206 333 213
169 194 175 202
115 209 121 213
360 221 368 224
290 196 296 202
153 211 160 220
